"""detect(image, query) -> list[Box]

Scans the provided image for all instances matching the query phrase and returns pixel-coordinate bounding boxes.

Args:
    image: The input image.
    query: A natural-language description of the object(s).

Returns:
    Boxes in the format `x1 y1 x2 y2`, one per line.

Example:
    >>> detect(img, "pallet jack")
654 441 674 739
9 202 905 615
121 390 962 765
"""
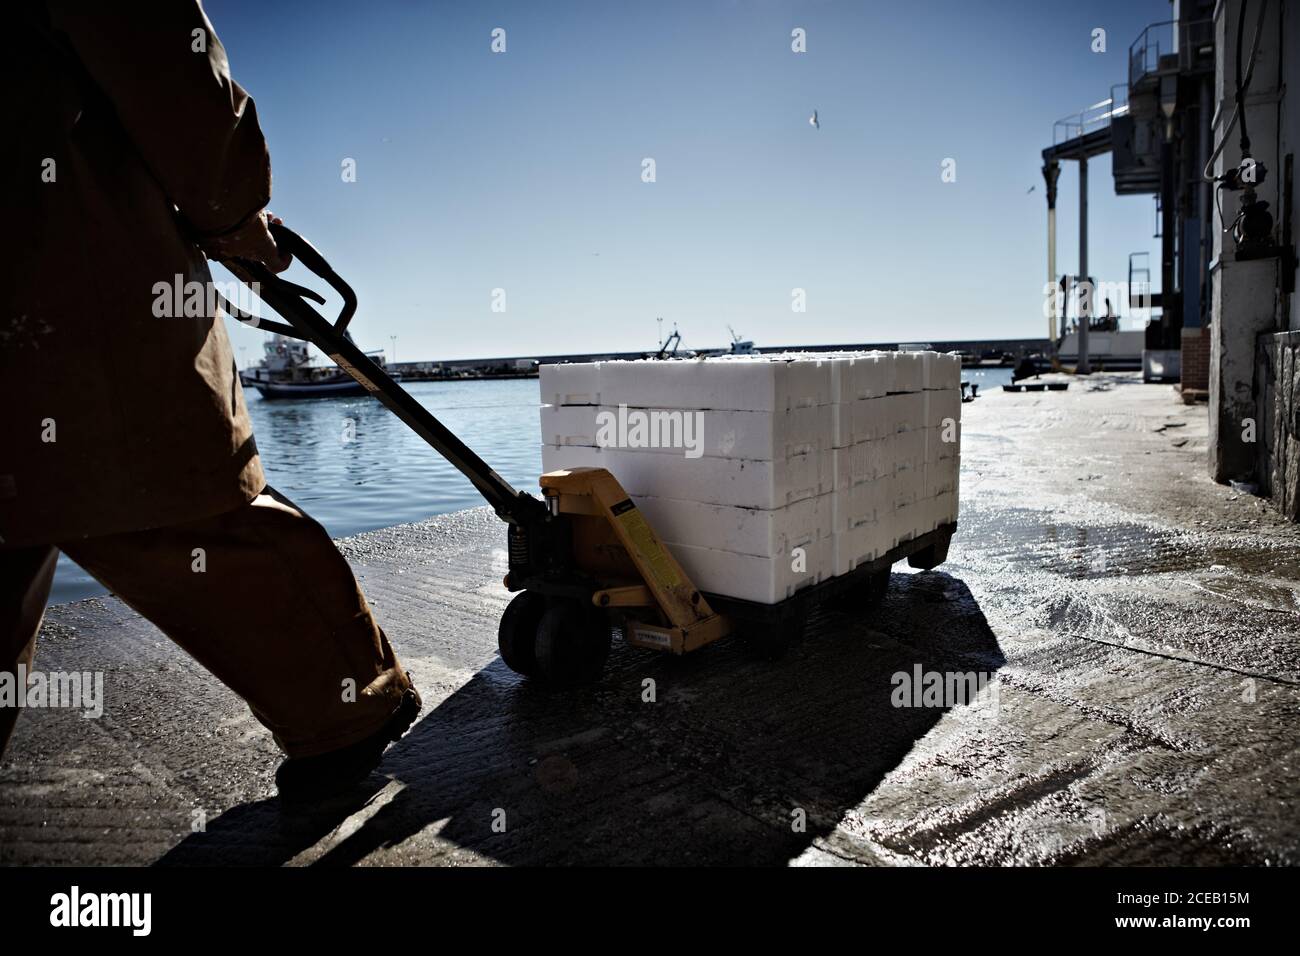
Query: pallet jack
227 226 955 686
225 225 733 688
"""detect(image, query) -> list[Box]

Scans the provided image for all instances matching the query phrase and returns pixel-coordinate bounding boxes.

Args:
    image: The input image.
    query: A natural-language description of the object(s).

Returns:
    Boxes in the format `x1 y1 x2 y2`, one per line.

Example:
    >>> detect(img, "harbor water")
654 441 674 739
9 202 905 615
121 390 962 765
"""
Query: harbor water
48 366 1015 604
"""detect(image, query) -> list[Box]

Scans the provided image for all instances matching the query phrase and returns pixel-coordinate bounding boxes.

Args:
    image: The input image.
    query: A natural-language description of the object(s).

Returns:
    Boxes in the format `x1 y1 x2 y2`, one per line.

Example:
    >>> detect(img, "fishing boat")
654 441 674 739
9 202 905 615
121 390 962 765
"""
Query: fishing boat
239 333 401 399
724 326 759 355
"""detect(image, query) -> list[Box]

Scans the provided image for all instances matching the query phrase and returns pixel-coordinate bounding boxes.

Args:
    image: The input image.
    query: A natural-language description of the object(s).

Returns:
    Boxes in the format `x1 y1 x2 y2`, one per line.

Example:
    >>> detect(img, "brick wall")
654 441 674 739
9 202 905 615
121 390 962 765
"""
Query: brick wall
1181 326 1211 392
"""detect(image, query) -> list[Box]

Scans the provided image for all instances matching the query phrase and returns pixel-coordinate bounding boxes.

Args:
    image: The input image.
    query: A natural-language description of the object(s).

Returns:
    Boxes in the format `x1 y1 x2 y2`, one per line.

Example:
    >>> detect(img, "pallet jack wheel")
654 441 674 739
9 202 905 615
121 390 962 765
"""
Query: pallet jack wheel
533 599 611 688
498 591 547 677
907 533 952 571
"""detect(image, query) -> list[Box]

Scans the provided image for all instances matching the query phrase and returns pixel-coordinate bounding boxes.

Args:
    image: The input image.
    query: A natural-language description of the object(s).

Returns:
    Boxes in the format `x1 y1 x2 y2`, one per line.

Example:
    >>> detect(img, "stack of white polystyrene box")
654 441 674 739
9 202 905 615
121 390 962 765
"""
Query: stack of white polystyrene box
539 351 960 605
818 350 962 579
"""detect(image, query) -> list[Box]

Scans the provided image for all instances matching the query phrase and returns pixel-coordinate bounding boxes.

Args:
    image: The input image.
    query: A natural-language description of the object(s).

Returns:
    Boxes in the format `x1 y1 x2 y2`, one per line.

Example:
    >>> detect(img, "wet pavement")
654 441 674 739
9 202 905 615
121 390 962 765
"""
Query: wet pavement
3 372 1298 865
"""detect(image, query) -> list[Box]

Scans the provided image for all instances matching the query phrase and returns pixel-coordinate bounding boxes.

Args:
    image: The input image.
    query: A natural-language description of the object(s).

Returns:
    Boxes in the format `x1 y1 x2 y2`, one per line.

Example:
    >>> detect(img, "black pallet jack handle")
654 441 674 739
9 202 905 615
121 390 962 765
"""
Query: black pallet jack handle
221 223 546 527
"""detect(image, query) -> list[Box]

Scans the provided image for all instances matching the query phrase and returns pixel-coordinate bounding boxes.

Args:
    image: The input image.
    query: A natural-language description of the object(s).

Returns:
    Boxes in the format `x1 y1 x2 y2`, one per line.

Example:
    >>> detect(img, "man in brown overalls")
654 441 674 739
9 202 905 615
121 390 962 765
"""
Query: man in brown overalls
1 1 420 801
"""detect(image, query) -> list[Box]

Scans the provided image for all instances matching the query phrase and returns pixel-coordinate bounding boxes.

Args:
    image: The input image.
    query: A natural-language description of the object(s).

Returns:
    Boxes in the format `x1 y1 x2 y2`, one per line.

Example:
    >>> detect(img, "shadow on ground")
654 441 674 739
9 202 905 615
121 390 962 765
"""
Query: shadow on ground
160 571 1003 866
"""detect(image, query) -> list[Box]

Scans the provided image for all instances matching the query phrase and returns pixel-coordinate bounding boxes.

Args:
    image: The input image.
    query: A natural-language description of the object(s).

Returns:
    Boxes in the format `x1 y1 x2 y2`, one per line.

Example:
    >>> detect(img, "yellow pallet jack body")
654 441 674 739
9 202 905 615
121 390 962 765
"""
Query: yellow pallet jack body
537 467 731 655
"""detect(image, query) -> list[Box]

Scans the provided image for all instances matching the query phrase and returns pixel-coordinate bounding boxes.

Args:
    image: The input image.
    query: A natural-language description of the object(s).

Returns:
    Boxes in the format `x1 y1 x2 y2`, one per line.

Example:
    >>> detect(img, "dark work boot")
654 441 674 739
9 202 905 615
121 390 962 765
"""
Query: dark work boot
275 684 422 806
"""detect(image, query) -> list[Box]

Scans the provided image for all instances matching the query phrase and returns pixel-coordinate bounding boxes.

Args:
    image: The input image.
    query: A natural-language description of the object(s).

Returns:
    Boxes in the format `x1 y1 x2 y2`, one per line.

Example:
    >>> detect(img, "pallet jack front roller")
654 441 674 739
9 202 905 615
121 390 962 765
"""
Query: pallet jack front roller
230 225 956 687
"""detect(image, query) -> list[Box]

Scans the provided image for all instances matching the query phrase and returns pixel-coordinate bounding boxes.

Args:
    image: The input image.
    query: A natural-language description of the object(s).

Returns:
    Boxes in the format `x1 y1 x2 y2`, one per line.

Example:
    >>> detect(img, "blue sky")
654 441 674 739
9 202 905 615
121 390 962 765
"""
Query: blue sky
207 0 1172 363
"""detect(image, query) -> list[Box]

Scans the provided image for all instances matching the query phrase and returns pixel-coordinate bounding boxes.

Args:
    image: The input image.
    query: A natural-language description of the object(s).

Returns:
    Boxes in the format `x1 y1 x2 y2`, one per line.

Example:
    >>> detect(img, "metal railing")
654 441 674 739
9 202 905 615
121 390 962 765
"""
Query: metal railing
1129 18 1214 87
1052 86 1129 145
1128 251 1153 313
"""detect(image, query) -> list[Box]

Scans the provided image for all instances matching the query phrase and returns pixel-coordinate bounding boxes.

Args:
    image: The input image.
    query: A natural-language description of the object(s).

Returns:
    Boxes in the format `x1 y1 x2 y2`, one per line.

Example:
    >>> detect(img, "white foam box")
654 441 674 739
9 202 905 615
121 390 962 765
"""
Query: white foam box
540 444 832 509
829 403 851 448
807 355 867 446
665 535 832 604
894 429 926 471
892 460 923 507
831 352 895 402
832 473 894 532
831 398 864 444
850 392 927 443
841 398 877 443
837 380 930 445
923 424 962 464
894 392 927 430
923 454 960 498
777 350 899 404
922 388 962 431
920 352 962 391
846 396 893 442
891 353 923 393
943 483 960 523
886 499 921 547
914 496 938 536
833 437 895 489
833 519 891 576
541 355 835 412
539 403 832 460
540 361 601 406
916 488 959 533
632 492 834 558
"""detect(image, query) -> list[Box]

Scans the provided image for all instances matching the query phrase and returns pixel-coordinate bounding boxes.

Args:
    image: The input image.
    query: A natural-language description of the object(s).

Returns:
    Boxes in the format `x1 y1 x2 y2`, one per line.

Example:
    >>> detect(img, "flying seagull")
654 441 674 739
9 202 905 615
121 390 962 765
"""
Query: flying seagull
809 109 819 130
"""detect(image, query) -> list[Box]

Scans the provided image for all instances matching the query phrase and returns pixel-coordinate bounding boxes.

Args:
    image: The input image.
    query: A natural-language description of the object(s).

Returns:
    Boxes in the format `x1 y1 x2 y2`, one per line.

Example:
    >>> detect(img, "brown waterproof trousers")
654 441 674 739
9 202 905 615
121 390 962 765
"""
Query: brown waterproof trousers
0 488 411 760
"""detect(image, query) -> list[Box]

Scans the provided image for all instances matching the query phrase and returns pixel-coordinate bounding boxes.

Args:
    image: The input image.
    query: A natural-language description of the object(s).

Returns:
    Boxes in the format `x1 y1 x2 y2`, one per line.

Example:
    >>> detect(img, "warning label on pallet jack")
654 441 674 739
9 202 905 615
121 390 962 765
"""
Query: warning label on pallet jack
629 626 674 650
610 499 682 594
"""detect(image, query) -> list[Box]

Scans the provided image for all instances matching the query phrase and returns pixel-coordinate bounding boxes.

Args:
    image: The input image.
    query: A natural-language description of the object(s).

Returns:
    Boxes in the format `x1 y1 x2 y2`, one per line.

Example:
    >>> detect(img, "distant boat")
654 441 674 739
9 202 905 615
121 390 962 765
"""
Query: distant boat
725 325 759 355
239 333 401 399
644 320 696 360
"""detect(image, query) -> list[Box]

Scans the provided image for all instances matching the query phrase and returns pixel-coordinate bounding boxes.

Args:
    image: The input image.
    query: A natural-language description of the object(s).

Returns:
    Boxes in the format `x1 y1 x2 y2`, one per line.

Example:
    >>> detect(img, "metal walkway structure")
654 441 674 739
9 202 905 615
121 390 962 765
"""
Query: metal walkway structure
1038 13 1216 374
1041 91 1130 373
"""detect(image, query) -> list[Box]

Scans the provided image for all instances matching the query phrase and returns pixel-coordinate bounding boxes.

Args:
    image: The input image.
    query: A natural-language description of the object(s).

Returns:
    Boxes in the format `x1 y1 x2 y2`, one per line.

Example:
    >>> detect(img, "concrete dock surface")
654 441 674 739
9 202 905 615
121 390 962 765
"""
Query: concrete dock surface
3 372 1298 866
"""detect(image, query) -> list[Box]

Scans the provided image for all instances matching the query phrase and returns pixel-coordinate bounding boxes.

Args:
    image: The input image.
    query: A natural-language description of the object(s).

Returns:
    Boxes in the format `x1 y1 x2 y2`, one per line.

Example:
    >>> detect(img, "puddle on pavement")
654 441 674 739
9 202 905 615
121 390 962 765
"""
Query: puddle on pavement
963 508 1300 585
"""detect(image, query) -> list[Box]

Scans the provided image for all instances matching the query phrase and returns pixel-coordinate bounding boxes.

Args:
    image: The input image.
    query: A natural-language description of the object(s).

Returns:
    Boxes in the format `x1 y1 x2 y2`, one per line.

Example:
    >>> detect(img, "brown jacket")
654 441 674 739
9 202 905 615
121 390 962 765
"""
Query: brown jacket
1 1 268 548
